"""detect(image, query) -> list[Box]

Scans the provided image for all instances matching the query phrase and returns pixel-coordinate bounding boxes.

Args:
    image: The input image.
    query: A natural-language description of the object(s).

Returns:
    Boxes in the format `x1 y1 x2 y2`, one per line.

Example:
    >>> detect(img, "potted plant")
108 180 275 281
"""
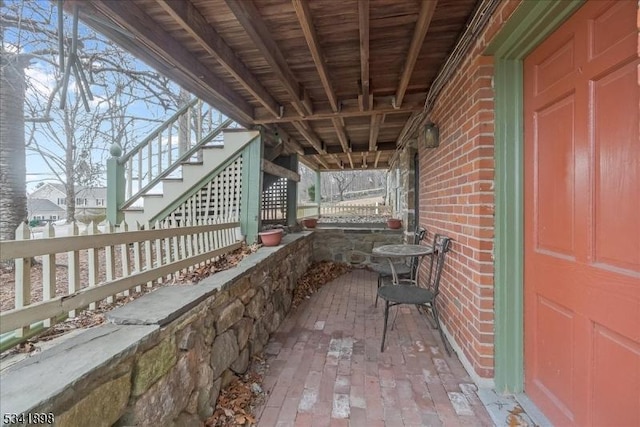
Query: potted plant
258 229 283 246
302 218 318 228
386 218 402 229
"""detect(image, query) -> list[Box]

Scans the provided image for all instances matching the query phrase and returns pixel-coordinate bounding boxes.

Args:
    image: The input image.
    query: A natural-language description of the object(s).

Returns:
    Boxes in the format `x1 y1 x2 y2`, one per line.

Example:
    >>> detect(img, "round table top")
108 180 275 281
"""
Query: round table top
372 244 433 257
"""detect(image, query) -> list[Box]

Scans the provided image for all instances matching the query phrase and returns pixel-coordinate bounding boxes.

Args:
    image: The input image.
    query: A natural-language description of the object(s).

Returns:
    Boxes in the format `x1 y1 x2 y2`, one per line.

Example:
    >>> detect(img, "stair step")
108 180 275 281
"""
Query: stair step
181 161 203 166
162 177 183 183
143 193 163 199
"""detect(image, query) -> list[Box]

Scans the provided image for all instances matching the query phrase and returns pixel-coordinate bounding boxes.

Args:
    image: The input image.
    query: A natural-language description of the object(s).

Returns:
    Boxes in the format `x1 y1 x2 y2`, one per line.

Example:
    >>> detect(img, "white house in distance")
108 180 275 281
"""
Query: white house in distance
28 183 107 222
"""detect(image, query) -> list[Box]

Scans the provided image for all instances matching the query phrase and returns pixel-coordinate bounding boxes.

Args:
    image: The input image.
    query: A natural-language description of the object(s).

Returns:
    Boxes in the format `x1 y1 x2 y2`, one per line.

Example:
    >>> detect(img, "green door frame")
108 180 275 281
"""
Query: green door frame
486 0 584 393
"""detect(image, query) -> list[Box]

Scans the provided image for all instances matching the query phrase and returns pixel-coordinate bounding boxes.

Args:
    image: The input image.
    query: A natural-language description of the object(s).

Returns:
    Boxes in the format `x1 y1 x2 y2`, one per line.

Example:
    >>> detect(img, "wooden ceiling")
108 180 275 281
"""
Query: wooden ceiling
75 0 479 170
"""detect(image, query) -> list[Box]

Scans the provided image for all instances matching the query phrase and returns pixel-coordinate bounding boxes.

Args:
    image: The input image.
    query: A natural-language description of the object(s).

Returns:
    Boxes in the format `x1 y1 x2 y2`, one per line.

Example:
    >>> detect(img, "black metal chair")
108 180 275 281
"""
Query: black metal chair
377 234 452 355
371 226 427 308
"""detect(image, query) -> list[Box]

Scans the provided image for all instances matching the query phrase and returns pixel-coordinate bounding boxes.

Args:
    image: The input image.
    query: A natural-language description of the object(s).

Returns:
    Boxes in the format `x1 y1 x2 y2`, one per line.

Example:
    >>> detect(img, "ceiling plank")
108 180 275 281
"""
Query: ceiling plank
262 159 300 182
224 0 312 116
292 0 338 113
90 0 253 125
394 0 438 108
358 0 370 111
155 0 280 118
368 113 384 151
303 141 396 155
254 93 424 124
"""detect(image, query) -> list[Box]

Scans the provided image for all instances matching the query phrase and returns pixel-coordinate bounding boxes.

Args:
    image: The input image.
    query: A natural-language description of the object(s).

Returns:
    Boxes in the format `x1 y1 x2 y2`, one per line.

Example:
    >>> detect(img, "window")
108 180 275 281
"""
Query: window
76 198 87 206
96 198 105 206
57 198 66 205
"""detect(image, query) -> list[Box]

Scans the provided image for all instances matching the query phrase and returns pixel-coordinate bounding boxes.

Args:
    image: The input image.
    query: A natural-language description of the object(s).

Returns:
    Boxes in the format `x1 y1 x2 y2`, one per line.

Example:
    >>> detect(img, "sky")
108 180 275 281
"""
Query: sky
1 0 230 193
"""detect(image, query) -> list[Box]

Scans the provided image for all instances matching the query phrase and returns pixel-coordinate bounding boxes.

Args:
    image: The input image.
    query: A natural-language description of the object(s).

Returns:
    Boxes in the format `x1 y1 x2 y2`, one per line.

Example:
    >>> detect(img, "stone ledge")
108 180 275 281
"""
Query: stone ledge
0 324 158 417
106 232 312 326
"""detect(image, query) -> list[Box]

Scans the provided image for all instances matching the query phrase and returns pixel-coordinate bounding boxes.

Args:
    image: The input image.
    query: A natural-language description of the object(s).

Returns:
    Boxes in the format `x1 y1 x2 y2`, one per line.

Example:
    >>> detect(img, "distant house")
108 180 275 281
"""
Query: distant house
26 198 66 222
28 183 107 221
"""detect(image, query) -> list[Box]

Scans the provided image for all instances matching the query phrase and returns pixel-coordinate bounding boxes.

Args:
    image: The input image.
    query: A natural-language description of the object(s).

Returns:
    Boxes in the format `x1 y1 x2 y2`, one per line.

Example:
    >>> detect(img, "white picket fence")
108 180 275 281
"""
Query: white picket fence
0 219 242 349
297 203 391 220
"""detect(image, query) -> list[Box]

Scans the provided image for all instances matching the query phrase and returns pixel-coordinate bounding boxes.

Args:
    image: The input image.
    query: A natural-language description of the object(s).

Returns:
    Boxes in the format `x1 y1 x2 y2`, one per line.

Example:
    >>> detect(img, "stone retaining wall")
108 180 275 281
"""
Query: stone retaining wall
311 227 404 266
0 232 313 427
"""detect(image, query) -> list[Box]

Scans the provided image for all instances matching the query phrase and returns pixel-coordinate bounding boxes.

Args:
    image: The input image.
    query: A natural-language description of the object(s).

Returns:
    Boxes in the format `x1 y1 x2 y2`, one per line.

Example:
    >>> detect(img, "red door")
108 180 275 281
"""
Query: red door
524 1 639 425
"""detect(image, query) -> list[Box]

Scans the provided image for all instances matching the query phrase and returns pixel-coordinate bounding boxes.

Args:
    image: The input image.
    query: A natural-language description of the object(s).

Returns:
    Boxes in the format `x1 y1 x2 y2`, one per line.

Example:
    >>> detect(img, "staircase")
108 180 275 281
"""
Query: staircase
123 129 258 225
108 98 259 226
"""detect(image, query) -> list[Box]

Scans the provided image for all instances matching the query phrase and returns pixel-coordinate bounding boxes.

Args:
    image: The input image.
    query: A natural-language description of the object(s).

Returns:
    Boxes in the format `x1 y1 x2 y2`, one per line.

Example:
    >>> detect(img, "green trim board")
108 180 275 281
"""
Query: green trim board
487 0 584 393
240 136 263 244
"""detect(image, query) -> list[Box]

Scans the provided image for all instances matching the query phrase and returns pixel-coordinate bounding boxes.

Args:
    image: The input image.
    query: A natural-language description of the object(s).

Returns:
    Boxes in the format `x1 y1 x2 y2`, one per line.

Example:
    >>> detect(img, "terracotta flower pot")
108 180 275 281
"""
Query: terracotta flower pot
258 229 283 246
302 218 318 228
386 218 402 229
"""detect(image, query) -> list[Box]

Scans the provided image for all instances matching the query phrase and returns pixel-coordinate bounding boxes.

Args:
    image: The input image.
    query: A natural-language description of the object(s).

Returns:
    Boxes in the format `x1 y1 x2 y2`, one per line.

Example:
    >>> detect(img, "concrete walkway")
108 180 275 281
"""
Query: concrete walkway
255 269 494 426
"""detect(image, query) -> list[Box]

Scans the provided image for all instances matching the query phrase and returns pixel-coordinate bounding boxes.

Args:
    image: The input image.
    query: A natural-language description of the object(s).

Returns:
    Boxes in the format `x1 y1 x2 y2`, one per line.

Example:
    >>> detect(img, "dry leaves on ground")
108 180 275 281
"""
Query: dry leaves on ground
291 261 351 309
205 355 268 426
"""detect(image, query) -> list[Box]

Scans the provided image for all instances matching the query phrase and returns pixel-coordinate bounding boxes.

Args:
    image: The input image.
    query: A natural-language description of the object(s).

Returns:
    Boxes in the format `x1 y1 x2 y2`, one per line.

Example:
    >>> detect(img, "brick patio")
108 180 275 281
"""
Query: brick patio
255 268 494 426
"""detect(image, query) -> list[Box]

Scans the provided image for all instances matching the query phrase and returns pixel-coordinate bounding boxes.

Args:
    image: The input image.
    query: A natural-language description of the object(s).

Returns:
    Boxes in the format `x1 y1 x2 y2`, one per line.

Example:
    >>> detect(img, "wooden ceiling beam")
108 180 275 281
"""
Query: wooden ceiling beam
331 117 350 153
314 155 331 170
346 152 354 169
374 151 382 168
291 121 325 155
303 141 396 155
155 0 280 118
368 113 384 152
358 0 370 111
254 93 424 124
89 0 254 125
224 0 312 117
292 0 338 113
271 125 305 156
262 159 300 182
394 0 437 108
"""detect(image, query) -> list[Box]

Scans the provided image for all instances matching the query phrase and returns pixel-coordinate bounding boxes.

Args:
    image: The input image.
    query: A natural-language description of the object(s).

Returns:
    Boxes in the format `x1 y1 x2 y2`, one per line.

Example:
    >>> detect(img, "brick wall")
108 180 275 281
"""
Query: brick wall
416 0 521 379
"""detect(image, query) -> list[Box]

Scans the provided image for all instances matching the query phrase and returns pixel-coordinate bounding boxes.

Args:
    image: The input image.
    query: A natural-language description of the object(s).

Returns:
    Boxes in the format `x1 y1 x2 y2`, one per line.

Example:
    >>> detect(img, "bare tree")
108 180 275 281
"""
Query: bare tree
0 53 29 241
331 171 356 202
2 0 181 222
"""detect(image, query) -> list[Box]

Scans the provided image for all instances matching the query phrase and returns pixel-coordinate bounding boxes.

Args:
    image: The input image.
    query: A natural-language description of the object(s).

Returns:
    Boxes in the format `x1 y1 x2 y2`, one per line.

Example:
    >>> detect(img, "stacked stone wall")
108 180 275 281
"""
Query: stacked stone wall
0 233 313 427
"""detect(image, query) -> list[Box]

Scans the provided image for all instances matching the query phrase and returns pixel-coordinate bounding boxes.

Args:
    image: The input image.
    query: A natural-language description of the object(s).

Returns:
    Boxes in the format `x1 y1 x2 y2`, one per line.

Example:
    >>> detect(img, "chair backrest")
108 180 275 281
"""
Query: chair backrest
409 227 428 276
424 234 452 296
412 227 427 245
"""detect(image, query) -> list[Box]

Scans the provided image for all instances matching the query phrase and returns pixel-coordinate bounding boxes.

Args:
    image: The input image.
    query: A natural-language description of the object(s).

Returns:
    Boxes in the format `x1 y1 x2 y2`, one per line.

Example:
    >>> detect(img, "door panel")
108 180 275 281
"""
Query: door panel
524 1 640 426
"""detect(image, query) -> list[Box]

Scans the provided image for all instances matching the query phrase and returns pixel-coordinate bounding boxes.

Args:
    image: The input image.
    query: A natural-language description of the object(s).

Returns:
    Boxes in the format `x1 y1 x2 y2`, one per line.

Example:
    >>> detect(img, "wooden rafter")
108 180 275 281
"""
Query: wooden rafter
358 0 370 111
89 0 253 125
261 159 300 182
272 125 304 156
253 93 424 124
302 141 396 155
155 0 280 118
374 150 382 168
224 0 312 117
368 113 384 152
292 0 338 112
291 121 325 155
394 0 437 108
331 117 350 153
346 152 354 169
314 155 331 170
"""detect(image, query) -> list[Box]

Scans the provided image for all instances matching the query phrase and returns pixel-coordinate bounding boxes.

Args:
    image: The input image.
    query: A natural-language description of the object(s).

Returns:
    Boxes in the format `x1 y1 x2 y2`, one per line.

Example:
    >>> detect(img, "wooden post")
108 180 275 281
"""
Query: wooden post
104 221 116 303
286 154 299 226
14 223 31 337
67 222 80 318
87 222 99 310
240 135 263 243
315 169 321 217
42 223 56 326
107 145 125 225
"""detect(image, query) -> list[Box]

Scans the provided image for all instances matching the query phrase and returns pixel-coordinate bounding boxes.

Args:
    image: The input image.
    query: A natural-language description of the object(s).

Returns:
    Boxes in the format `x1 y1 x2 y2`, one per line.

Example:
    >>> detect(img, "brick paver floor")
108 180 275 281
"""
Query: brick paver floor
255 269 494 426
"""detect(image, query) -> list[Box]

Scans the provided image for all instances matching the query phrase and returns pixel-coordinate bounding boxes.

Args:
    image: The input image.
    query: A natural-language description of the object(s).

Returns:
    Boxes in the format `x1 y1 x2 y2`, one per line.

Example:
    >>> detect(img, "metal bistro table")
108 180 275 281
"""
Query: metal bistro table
372 244 433 286
372 243 435 352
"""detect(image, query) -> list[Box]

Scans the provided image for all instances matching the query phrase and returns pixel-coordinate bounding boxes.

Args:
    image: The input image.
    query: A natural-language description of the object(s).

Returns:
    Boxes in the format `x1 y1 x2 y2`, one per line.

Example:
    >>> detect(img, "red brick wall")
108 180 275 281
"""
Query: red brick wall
417 0 521 379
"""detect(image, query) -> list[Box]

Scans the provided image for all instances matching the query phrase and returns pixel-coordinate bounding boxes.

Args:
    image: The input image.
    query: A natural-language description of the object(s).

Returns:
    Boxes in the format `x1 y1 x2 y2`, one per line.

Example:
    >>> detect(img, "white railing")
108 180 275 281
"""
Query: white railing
0 219 242 350
119 98 241 209
296 204 320 219
321 204 391 216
